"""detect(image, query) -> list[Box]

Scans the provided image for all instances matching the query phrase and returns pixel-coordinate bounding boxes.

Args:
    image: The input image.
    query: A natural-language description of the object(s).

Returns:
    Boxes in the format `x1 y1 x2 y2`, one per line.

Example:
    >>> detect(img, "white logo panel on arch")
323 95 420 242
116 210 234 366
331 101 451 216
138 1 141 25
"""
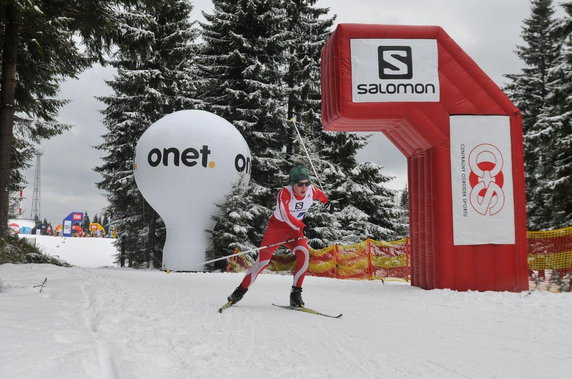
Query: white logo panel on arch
450 115 515 245
350 39 440 102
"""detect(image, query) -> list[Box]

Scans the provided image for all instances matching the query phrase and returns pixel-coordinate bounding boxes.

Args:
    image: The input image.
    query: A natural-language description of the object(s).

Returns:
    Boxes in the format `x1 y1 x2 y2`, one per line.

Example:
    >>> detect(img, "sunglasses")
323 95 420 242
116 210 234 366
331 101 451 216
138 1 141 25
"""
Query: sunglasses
296 181 311 187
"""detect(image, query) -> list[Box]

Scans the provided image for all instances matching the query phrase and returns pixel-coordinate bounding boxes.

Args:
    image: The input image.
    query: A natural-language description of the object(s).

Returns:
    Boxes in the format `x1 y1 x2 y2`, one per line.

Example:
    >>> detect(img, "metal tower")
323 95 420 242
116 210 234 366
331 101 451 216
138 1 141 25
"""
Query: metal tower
31 149 43 221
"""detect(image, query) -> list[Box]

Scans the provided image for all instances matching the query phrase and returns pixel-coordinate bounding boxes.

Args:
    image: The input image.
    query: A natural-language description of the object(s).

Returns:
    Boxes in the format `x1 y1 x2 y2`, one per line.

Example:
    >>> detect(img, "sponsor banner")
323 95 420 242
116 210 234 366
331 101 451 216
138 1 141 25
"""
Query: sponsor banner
63 220 72 236
450 115 515 245
350 39 440 102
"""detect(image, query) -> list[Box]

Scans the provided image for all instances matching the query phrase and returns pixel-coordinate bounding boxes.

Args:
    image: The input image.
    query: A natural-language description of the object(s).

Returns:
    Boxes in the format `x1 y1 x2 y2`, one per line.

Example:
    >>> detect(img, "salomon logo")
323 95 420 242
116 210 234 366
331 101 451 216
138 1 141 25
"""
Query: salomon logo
378 46 412 79
350 38 440 102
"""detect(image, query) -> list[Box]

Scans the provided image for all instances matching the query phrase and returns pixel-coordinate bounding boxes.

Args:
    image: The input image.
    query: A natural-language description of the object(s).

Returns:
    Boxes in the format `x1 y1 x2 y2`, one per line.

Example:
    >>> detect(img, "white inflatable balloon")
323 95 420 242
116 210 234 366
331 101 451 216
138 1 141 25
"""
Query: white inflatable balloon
134 110 251 271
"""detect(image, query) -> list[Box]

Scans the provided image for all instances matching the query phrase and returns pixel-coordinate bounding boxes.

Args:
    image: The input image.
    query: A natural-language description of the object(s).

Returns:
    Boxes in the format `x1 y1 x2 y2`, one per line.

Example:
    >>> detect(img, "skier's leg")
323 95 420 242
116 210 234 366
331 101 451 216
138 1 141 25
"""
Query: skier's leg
238 220 283 289
289 243 310 307
239 246 276 289
228 244 276 304
291 242 310 288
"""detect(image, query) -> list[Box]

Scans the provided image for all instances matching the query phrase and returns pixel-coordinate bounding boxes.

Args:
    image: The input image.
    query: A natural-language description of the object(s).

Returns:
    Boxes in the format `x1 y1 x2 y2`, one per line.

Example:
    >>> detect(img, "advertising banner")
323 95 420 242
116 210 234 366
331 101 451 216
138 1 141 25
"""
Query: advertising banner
450 115 515 245
62 212 84 237
350 38 440 102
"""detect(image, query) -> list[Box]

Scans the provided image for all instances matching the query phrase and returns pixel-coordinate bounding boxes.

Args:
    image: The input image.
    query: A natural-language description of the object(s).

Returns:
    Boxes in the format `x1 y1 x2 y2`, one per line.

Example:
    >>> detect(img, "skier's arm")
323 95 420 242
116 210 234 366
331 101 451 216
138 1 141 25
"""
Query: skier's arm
311 186 329 204
312 186 334 213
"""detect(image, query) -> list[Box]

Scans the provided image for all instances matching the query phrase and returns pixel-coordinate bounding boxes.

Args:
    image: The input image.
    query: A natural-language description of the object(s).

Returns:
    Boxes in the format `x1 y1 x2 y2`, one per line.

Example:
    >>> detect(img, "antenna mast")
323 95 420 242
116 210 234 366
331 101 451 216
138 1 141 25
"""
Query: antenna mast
31 149 43 221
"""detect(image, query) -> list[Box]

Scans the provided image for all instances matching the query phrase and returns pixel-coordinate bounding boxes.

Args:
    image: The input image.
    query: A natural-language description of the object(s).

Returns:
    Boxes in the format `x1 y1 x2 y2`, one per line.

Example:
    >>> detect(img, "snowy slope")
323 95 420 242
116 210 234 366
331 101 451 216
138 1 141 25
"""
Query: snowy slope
19 235 118 267
1 264 571 379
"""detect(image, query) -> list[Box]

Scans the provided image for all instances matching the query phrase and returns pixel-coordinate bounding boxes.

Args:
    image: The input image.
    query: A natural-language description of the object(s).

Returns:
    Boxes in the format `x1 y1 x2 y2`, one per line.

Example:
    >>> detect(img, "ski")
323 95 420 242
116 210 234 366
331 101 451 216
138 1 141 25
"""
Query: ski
218 301 234 313
272 303 342 319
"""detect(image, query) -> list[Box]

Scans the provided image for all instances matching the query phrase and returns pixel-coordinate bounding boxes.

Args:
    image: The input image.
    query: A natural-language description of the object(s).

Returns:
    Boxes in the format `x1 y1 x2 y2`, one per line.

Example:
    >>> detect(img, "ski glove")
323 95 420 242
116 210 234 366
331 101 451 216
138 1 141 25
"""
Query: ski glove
324 201 334 214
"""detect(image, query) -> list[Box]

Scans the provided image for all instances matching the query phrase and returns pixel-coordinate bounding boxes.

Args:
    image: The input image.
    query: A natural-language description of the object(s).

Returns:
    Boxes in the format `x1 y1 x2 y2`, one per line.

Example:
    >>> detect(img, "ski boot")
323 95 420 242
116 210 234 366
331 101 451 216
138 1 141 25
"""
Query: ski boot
290 286 305 308
227 285 248 304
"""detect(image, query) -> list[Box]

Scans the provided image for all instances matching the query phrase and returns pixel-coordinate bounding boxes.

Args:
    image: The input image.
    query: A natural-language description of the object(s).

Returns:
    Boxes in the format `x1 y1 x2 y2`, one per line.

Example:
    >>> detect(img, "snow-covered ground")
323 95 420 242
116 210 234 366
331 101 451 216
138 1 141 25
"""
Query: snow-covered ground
20 234 118 267
1 263 571 379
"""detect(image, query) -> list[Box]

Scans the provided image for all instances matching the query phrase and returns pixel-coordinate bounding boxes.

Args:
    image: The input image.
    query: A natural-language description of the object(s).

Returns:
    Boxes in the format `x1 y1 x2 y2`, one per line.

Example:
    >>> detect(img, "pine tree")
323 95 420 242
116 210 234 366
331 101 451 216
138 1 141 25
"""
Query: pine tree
282 0 334 146
278 1 336 247
396 185 410 238
96 0 198 267
82 212 91 234
504 0 561 229
198 0 288 187
534 2 572 228
102 214 110 235
0 0 131 236
197 0 291 257
206 179 268 270
282 1 400 246
200 0 402 258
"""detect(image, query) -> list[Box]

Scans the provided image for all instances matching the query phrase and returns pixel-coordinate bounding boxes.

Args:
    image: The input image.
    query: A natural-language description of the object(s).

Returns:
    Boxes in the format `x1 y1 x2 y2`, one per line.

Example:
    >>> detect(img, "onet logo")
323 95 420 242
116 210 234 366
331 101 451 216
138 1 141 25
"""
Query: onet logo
468 144 505 216
146 145 251 174
378 46 412 79
147 145 214 168
234 154 251 174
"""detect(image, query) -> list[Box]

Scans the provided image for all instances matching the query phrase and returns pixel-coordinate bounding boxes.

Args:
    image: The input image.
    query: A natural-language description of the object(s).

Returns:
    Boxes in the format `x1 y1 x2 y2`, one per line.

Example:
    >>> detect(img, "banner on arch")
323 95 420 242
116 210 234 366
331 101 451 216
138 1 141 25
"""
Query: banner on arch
450 115 515 245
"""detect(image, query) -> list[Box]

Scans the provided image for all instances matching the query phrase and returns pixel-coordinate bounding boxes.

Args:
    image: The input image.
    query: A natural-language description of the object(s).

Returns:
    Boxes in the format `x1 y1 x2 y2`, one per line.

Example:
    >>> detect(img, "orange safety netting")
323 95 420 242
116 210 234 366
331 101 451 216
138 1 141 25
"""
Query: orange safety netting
527 226 572 275
225 227 572 289
226 238 410 282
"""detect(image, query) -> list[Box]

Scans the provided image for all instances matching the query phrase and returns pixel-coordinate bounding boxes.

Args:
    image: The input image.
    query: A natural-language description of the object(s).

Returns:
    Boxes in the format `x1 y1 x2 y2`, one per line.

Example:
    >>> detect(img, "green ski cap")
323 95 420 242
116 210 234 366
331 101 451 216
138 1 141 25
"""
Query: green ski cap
289 165 310 184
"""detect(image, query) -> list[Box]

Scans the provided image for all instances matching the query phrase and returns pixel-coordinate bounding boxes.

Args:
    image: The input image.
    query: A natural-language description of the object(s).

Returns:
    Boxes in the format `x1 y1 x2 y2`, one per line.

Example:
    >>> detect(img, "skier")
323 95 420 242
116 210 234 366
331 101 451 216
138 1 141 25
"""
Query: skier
225 165 333 308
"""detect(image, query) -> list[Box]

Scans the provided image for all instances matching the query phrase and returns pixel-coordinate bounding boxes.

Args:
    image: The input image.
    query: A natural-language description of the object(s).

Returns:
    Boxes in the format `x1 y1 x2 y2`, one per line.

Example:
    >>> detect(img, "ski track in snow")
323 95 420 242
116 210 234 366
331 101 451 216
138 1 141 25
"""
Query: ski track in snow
1 264 572 378
80 270 120 379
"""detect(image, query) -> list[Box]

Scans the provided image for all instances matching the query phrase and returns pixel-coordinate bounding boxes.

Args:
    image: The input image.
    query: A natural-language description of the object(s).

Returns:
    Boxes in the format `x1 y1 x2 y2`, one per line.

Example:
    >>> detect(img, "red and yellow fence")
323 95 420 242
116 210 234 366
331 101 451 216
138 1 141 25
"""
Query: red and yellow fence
527 226 572 276
227 226 572 290
226 238 410 282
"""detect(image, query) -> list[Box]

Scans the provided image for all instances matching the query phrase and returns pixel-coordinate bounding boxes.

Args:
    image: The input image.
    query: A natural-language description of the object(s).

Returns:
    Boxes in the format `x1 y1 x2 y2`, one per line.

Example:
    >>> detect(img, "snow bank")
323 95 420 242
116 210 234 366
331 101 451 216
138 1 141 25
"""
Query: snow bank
0 264 571 379
19 235 118 267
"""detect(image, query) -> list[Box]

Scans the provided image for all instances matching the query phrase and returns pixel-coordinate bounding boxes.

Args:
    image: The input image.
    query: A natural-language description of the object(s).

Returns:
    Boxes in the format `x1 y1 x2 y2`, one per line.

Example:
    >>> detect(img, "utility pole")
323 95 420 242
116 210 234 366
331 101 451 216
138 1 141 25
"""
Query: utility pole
31 149 43 221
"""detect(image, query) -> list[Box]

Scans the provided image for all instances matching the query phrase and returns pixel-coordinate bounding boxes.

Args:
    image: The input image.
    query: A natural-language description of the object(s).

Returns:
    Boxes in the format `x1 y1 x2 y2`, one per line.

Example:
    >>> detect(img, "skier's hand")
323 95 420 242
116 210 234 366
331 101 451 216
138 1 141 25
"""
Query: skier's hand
324 201 334 214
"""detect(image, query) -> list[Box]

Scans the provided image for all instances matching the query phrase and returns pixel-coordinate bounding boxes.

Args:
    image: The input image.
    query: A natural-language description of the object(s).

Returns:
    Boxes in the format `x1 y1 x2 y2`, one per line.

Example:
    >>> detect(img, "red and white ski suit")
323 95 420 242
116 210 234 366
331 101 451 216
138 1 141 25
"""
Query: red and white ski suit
239 184 329 289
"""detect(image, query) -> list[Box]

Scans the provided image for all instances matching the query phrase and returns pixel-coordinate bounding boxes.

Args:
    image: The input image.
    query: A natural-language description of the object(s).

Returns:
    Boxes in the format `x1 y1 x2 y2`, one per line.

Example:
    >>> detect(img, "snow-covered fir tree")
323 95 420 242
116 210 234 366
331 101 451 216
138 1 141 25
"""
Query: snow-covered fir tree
197 0 287 186
281 1 401 246
531 2 572 228
395 185 409 238
81 212 91 233
102 213 110 235
295 115 401 245
96 0 199 267
197 0 292 259
200 0 402 258
288 123 402 247
505 0 561 229
206 178 269 270
279 0 339 247
0 0 105 235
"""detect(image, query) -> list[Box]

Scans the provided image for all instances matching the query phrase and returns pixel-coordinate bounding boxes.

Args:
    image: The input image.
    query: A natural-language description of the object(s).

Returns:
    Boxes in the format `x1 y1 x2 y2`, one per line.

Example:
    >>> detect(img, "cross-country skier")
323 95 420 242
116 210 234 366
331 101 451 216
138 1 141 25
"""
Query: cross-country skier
225 165 334 307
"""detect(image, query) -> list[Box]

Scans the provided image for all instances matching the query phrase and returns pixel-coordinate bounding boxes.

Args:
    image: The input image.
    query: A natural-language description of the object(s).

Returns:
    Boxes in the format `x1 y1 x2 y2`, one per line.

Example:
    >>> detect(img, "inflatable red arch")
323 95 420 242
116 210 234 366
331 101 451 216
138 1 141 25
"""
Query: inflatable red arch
321 24 528 291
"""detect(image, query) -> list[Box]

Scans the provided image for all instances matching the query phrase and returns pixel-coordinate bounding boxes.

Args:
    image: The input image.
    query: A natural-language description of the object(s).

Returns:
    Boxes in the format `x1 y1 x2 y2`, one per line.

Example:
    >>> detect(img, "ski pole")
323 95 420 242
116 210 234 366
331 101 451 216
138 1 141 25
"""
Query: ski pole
290 117 324 189
194 236 307 269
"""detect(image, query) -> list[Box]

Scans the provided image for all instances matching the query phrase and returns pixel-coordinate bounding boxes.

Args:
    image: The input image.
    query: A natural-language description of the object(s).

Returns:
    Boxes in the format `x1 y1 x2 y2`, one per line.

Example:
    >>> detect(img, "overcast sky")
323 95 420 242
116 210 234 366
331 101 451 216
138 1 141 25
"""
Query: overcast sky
17 0 565 225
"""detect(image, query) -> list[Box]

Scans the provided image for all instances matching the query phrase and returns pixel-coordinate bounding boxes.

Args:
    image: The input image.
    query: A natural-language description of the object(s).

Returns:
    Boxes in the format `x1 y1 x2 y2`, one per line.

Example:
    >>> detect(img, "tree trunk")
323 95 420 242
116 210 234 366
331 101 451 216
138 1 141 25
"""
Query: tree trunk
0 3 19 237
119 238 125 267
119 238 126 267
